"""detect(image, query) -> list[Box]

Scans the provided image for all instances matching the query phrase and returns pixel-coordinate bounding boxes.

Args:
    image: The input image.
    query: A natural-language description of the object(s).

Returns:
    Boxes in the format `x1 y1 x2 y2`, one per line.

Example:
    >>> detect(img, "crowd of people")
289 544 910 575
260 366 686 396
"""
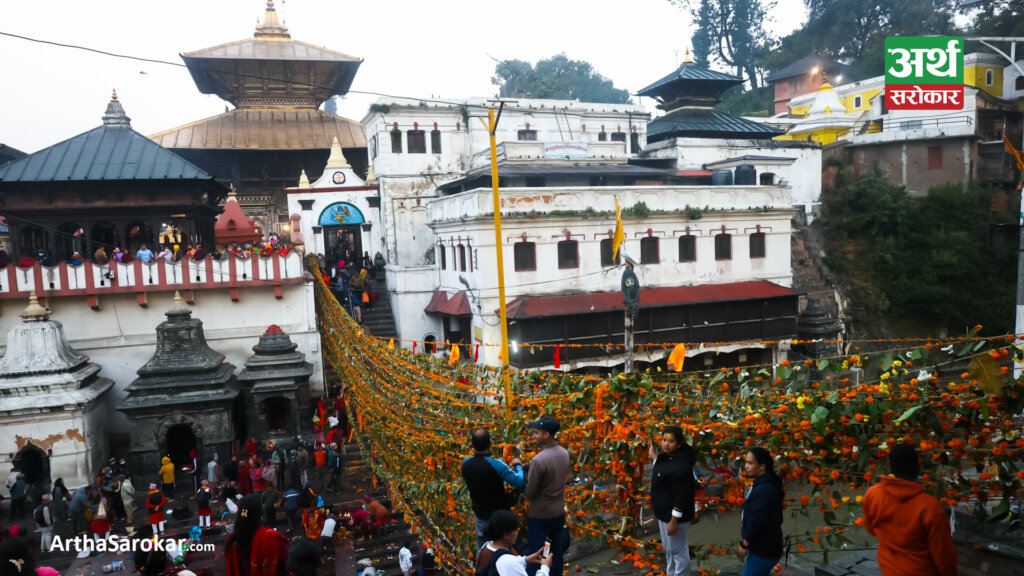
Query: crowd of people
0 234 297 270
319 245 385 325
465 419 959 576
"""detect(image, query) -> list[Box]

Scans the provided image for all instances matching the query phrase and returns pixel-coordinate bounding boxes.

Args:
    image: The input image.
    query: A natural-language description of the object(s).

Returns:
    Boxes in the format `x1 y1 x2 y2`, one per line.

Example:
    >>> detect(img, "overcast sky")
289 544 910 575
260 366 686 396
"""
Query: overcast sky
0 0 807 153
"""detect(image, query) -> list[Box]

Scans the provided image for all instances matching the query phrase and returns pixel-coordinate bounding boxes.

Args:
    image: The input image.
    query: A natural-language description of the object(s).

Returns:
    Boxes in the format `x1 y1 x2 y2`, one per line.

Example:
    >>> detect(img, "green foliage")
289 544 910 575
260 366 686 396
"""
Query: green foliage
823 172 1016 334
675 0 775 88
764 0 959 80
716 85 773 117
323 97 339 115
623 201 652 218
491 54 631 104
963 0 1024 36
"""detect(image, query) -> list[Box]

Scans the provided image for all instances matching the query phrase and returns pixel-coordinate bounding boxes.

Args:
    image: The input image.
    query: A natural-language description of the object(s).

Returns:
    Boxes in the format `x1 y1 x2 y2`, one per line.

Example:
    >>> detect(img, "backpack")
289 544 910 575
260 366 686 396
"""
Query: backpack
196 489 210 509
34 505 50 527
474 546 511 576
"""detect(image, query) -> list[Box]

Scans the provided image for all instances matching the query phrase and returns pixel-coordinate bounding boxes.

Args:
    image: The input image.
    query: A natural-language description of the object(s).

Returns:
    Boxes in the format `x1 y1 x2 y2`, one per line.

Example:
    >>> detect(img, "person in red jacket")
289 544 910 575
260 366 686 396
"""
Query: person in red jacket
146 483 166 536
862 444 958 576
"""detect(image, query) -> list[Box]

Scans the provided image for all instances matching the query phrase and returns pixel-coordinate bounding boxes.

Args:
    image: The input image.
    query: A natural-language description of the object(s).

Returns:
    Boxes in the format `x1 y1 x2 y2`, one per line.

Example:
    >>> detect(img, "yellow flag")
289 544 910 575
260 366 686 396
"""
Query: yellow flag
1004 136 1024 171
448 344 460 365
612 197 625 262
667 343 687 372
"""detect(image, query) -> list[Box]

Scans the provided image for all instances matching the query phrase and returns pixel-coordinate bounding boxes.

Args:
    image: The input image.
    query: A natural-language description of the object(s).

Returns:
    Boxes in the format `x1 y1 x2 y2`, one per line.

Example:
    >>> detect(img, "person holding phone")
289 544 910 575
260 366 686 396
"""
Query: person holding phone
475 510 552 576
649 426 697 576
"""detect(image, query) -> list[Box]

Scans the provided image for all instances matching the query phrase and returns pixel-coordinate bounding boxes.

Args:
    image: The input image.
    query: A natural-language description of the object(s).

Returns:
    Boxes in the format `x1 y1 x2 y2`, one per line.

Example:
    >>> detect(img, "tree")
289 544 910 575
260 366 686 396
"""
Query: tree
965 0 1024 36
491 54 631 104
675 0 776 88
765 0 958 80
323 97 338 115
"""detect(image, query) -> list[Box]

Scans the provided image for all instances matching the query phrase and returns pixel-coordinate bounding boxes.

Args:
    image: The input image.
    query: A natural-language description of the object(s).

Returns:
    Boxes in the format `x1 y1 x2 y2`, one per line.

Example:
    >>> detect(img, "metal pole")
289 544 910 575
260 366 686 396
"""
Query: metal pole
624 310 635 373
486 105 514 420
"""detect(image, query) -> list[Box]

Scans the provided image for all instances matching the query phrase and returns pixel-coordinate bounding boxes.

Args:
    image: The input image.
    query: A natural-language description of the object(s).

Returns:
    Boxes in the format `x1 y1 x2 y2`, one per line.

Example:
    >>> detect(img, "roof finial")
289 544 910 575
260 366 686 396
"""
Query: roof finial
102 90 131 127
683 48 694 64
255 0 290 39
325 137 351 169
298 169 310 189
167 290 192 318
20 291 50 322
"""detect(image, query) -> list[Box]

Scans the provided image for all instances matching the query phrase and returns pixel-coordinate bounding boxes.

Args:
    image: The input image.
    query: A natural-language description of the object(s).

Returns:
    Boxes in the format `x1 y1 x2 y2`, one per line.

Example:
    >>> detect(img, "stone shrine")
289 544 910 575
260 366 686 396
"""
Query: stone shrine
0 293 113 490
119 293 239 479
238 325 314 445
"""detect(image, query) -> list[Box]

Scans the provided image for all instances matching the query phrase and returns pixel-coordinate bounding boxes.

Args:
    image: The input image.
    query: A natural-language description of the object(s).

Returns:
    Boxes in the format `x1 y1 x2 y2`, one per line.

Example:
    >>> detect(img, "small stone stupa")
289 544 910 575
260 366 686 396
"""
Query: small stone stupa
238 325 313 443
0 293 113 490
119 293 239 479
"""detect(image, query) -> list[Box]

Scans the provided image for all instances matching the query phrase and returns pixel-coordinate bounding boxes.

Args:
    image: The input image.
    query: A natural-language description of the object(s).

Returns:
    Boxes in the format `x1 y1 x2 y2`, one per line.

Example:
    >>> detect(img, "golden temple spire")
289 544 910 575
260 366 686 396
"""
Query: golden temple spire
298 169 310 189
325 137 351 169
254 0 290 39
111 89 119 101
683 48 694 64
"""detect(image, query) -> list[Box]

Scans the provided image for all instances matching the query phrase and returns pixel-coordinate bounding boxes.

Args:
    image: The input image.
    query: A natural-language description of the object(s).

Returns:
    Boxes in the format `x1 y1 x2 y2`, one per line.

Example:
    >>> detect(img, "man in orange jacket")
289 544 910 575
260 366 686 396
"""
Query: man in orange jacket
862 444 958 576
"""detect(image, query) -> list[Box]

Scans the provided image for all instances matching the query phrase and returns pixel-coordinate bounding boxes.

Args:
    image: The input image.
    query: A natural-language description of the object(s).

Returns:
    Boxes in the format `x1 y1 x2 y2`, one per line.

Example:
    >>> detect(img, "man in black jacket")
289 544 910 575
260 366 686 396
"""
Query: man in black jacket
460 429 525 551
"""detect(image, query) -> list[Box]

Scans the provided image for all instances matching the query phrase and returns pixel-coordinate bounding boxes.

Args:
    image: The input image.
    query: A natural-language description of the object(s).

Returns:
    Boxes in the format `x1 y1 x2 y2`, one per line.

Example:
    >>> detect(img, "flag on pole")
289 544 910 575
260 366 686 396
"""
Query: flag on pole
448 344 460 365
1005 136 1024 172
612 197 625 262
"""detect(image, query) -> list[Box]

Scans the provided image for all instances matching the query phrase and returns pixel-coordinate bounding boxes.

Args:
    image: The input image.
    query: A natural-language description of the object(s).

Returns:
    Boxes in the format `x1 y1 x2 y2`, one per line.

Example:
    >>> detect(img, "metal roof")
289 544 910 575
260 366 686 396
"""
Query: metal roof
638 63 741 97
704 155 797 168
503 280 797 319
0 125 214 183
647 109 783 141
149 109 367 150
182 38 361 63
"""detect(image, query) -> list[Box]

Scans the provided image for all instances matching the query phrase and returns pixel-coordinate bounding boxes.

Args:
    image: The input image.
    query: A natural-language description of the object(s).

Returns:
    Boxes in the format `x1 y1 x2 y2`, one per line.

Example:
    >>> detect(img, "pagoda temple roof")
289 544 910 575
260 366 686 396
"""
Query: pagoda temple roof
647 108 782 142
0 92 214 182
637 53 742 110
149 108 366 151
178 0 362 108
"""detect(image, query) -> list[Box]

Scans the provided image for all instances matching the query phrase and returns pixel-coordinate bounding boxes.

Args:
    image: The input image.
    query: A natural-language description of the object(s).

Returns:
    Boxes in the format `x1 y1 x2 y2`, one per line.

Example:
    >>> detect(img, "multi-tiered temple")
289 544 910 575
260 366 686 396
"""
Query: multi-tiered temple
149 1 369 239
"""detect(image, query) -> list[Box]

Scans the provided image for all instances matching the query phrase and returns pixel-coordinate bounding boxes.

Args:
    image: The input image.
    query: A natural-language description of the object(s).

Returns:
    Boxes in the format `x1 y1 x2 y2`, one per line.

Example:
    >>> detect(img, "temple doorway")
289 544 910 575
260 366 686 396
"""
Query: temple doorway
165 424 197 468
325 226 363 268
13 445 50 490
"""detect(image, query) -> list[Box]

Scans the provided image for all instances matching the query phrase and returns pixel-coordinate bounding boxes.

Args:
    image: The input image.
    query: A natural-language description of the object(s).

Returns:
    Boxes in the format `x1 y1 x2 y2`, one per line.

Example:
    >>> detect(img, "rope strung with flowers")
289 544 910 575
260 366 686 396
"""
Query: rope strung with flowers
311 266 1024 575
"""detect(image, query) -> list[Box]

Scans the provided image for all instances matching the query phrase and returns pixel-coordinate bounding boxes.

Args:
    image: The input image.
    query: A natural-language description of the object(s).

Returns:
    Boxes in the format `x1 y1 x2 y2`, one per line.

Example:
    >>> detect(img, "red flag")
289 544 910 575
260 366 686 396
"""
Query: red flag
553 344 562 369
413 341 418 354
473 344 480 363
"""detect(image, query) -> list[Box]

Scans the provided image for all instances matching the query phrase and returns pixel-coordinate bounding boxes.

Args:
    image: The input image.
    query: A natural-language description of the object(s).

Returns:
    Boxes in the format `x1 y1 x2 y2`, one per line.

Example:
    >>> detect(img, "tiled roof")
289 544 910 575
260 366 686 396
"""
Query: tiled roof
149 109 366 150
0 125 213 182
503 280 796 319
647 109 783 141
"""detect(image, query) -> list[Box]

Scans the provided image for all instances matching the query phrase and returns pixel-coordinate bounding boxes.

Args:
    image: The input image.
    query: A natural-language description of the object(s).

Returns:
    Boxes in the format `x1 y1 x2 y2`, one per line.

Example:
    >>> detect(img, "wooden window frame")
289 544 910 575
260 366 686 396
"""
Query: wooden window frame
714 233 732 260
458 244 467 272
439 245 446 269
749 232 766 259
678 235 696 262
390 130 402 154
513 241 536 271
557 240 579 269
407 130 427 154
600 238 619 267
517 129 538 141
639 236 660 264
431 129 442 154
928 145 943 170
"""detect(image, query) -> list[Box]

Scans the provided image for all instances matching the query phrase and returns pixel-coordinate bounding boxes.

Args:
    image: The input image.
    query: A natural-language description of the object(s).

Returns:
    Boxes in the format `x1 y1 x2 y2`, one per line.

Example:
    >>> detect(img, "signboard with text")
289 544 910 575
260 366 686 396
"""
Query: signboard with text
543 142 588 158
885 36 964 110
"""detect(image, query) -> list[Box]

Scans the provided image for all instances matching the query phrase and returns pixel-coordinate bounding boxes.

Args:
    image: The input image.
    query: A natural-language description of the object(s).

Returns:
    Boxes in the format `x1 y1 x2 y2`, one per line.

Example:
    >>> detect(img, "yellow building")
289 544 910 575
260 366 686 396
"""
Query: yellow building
964 52 1004 98
775 83 861 145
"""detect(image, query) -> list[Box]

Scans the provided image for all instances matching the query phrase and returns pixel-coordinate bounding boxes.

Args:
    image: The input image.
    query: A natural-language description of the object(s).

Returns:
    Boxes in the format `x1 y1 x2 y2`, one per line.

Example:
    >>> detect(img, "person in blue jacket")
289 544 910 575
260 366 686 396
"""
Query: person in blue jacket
649 426 697 576
739 447 785 576
460 429 526 552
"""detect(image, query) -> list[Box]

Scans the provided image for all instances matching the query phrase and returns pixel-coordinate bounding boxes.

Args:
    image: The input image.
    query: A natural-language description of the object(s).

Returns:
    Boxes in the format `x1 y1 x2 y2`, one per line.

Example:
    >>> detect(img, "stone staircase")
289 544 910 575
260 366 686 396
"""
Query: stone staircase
359 277 398 340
